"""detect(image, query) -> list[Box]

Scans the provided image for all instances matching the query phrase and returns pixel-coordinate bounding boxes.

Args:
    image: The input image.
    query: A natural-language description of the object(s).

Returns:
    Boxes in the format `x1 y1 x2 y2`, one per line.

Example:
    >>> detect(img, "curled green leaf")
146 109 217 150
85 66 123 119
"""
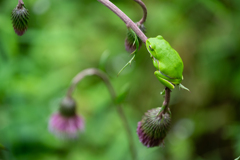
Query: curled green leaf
118 29 139 76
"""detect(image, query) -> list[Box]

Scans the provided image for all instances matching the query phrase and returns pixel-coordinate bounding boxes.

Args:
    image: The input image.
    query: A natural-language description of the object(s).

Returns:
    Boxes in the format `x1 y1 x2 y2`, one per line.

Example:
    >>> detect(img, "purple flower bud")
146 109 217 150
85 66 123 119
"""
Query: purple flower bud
138 24 146 34
125 38 142 53
49 113 84 139
11 4 29 36
125 24 146 53
48 97 84 139
137 107 171 147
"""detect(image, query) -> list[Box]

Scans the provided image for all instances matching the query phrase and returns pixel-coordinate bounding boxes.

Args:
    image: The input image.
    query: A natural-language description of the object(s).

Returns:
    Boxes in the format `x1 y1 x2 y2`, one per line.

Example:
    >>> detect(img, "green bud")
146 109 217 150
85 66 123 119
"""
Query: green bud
59 96 77 117
11 4 29 36
137 107 171 147
125 23 146 53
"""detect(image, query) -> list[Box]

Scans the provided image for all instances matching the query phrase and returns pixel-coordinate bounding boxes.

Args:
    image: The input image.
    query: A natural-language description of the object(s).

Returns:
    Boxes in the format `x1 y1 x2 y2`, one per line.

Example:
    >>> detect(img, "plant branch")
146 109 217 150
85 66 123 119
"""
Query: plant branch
163 87 171 112
134 0 147 25
98 0 148 43
158 87 171 117
67 68 115 98
67 68 137 160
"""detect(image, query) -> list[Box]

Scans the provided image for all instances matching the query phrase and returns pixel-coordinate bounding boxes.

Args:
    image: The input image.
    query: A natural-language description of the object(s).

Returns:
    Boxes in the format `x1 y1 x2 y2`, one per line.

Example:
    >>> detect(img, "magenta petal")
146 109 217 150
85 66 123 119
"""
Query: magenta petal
14 27 27 36
49 113 84 139
137 121 164 147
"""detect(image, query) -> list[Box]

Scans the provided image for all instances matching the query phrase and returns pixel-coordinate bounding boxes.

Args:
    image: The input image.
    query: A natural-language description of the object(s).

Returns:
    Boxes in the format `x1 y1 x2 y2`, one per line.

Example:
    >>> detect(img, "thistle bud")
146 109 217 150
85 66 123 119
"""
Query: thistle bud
11 4 29 36
48 96 84 139
125 24 146 53
137 107 171 147
59 96 77 117
138 24 146 34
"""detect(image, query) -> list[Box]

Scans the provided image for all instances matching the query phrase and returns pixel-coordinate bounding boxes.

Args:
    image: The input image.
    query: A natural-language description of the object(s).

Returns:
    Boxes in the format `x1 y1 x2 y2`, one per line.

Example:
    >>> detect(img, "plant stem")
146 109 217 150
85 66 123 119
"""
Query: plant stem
17 0 24 8
67 68 137 160
163 87 171 112
134 0 147 25
158 87 171 117
98 0 148 43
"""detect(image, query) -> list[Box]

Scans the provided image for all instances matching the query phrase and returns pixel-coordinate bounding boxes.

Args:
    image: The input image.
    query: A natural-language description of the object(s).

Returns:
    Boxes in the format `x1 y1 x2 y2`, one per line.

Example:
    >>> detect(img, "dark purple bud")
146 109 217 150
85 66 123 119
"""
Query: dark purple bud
11 4 29 36
138 24 146 33
49 113 84 139
137 107 171 147
48 96 84 139
59 96 77 117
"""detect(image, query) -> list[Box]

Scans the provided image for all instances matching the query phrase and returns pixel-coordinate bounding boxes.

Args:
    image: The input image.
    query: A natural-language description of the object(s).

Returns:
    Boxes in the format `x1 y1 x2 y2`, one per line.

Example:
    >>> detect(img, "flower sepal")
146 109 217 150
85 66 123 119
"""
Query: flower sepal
137 107 171 147
11 3 29 36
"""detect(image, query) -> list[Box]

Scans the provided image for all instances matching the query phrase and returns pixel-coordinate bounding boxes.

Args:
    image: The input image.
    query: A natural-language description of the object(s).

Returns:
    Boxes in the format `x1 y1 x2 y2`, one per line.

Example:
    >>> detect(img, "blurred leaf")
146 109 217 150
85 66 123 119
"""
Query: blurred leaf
115 83 130 104
0 143 6 151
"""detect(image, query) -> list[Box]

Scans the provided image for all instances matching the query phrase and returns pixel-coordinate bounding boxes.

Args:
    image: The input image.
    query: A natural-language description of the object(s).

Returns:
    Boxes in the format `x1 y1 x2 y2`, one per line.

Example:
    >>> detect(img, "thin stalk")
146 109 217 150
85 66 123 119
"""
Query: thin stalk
134 0 147 25
17 0 24 8
98 0 148 43
67 68 137 160
158 87 171 118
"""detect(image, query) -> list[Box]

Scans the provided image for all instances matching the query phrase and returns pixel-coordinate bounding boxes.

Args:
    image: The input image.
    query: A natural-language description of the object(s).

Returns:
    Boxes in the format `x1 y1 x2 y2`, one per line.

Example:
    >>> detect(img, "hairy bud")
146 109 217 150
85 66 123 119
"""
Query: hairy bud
137 107 171 147
11 4 29 36
125 23 146 53
48 96 84 139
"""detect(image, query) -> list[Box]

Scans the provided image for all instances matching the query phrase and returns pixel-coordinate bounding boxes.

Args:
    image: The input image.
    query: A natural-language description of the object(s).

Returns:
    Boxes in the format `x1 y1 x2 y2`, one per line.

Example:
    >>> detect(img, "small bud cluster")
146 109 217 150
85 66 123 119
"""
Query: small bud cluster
11 4 29 36
137 107 171 147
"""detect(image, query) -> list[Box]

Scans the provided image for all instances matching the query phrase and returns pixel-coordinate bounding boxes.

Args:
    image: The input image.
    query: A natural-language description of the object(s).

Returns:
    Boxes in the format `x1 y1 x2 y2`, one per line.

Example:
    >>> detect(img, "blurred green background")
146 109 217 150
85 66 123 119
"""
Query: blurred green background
0 0 240 159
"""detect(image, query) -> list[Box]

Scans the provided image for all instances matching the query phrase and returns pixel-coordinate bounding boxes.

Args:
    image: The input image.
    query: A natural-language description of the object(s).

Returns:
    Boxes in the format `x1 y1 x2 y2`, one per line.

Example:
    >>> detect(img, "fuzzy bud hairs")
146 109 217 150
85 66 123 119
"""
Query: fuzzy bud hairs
11 2 29 36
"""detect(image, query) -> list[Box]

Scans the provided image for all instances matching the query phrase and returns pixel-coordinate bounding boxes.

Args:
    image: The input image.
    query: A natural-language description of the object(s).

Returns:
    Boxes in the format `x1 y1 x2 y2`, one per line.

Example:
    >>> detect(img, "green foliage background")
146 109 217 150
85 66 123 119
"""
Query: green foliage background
0 0 240 159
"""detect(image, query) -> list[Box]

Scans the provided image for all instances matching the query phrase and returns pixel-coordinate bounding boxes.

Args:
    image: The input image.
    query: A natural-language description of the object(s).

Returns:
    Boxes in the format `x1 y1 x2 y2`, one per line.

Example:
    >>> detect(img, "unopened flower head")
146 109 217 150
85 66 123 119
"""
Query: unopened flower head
11 4 29 36
59 96 77 117
49 96 84 139
137 107 171 147
125 23 146 53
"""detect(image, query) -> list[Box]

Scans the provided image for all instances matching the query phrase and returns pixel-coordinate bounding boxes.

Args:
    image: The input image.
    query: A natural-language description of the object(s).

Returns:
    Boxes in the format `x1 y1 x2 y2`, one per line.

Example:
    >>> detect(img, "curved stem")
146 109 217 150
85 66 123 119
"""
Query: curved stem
134 0 147 25
67 68 115 98
98 0 148 43
158 87 171 117
67 68 137 160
